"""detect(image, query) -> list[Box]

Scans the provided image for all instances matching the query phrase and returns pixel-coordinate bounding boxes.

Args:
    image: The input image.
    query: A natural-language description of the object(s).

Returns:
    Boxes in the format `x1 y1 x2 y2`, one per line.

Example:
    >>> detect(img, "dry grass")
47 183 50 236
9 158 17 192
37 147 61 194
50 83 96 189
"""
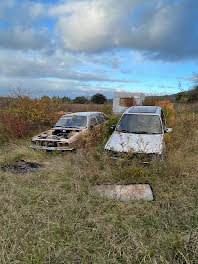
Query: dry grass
0 105 198 263
58 103 112 115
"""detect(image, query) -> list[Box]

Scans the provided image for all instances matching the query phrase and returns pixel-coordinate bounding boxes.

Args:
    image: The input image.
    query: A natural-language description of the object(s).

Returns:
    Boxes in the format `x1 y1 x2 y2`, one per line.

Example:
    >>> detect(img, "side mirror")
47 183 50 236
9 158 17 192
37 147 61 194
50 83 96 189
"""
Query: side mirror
166 128 173 133
110 125 115 130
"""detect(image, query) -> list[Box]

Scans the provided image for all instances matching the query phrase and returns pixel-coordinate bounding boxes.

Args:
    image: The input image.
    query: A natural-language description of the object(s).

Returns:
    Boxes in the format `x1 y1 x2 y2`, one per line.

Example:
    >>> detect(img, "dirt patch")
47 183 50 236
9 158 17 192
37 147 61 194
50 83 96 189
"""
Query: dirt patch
0 159 44 174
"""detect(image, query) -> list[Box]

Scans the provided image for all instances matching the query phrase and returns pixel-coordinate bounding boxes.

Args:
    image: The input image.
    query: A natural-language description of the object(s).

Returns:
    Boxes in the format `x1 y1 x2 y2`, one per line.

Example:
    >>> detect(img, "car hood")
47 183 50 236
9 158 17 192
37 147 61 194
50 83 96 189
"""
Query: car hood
105 131 164 154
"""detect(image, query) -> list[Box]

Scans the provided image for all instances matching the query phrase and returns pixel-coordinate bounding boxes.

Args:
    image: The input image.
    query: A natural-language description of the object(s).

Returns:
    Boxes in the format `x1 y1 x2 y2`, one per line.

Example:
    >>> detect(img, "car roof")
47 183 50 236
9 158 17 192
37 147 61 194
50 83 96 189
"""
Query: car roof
125 106 161 116
62 112 103 117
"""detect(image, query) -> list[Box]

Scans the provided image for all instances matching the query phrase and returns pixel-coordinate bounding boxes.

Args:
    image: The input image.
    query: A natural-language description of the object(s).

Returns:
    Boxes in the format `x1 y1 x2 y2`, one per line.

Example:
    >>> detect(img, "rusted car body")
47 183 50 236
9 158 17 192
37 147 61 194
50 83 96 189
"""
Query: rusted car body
30 112 108 151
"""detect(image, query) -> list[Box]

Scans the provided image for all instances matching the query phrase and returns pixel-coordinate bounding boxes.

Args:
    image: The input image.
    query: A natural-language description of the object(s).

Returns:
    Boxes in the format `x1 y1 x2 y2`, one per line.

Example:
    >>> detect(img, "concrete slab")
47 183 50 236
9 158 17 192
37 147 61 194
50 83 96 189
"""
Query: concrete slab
91 183 154 201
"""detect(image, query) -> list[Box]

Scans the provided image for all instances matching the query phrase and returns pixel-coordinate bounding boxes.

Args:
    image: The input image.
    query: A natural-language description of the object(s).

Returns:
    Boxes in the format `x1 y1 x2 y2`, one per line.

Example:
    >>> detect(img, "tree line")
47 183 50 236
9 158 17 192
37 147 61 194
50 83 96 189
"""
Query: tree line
41 93 109 104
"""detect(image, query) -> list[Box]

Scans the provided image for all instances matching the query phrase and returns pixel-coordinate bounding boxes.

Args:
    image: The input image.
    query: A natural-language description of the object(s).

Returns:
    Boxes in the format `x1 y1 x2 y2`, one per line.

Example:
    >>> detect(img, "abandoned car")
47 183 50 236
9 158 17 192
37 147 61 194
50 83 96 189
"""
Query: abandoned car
104 106 172 161
30 112 108 151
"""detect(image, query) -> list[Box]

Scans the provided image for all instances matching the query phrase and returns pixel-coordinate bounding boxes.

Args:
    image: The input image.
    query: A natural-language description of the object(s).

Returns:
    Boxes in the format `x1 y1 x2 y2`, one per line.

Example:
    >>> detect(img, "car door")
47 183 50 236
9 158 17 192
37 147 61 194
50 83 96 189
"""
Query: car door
95 113 104 127
88 114 98 129
161 111 167 132
160 111 167 155
96 113 109 126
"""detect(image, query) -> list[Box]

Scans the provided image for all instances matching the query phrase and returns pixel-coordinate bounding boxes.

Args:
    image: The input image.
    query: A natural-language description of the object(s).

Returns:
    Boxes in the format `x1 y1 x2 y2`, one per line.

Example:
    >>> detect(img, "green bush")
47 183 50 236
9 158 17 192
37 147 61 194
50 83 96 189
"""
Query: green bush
99 115 121 145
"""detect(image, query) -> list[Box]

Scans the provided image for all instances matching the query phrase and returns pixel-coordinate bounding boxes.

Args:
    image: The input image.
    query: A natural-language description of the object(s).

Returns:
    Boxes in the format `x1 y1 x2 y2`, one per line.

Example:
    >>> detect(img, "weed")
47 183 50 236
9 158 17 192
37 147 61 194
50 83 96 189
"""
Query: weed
0 104 197 263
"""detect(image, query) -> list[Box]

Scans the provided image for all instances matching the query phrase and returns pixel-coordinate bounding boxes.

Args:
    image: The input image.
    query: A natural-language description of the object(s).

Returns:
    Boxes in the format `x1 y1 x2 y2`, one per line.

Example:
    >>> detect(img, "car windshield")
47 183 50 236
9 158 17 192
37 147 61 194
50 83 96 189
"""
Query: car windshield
116 114 162 134
55 115 87 128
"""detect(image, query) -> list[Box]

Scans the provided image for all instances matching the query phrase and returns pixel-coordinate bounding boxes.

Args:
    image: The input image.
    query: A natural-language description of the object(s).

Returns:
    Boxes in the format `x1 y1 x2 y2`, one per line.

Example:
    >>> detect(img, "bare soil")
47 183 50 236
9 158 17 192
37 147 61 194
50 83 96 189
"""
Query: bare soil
0 159 44 174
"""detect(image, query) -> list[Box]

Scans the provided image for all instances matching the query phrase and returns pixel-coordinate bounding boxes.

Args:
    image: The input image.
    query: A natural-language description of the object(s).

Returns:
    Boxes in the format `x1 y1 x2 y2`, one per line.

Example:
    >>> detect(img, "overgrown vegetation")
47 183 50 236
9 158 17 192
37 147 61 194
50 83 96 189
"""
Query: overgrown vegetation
0 95 58 144
0 94 112 145
175 86 198 103
0 101 197 263
174 75 198 103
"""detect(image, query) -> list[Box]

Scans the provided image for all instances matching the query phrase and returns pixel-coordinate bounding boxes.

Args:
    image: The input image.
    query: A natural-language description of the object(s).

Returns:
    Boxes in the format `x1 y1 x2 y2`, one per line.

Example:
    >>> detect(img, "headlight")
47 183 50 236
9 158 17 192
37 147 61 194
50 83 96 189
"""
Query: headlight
31 140 36 145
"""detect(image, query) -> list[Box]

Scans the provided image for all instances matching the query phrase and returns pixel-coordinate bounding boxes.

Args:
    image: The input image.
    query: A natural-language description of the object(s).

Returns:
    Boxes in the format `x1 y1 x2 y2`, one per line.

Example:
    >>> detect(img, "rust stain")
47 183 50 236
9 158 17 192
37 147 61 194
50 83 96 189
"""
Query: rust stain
120 97 136 107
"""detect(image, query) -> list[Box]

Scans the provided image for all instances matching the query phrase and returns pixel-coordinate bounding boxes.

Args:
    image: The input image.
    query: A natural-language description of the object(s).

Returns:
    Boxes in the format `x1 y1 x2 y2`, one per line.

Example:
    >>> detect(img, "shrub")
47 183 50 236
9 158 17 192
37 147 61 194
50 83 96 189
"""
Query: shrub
143 97 156 106
91 93 107 104
175 86 198 103
73 96 89 104
100 115 121 144
0 112 30 138
0 95 60 143
101 104 112 115
4 96 59 128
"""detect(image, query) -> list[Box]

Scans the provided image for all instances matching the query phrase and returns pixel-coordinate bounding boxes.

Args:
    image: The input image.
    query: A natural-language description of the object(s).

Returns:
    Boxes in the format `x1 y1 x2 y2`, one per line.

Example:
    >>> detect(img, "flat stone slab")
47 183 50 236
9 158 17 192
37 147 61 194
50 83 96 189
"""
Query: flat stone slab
91 184 154 201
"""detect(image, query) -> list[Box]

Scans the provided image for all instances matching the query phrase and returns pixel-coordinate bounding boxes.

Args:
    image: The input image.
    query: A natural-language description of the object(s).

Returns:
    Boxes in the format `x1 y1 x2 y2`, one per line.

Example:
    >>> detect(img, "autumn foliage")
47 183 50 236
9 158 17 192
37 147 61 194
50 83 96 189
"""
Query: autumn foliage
0 112 30 138
155 100 175 126
0 94 112 144
0 95 59 142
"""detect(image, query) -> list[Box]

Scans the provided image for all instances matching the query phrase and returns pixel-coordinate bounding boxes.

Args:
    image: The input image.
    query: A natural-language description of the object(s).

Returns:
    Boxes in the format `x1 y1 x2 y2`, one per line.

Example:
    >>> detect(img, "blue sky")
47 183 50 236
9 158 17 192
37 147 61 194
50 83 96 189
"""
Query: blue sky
0 0 197 98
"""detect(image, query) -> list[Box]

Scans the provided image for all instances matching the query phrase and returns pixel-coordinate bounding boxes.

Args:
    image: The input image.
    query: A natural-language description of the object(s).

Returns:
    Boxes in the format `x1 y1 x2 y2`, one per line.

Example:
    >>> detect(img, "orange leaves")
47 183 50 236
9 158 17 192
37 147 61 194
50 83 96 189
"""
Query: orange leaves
0 95 60 139
6 96 57 128
0 112 30 138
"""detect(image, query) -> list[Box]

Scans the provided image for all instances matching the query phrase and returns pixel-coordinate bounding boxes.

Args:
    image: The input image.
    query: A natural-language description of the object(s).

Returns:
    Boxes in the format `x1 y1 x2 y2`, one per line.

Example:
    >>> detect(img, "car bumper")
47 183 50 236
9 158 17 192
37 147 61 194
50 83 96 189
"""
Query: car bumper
30 145 75 151
104 150 162 163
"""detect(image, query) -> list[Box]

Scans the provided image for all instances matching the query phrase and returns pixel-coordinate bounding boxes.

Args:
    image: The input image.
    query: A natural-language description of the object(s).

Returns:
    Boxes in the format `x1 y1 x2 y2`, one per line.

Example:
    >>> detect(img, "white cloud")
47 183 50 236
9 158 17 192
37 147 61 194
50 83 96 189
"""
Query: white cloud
0 0 45 25
0 77 130 98
0 0 196 97
0 27 52 51
0 49 138 83
51 0 140 51
50 0 198 61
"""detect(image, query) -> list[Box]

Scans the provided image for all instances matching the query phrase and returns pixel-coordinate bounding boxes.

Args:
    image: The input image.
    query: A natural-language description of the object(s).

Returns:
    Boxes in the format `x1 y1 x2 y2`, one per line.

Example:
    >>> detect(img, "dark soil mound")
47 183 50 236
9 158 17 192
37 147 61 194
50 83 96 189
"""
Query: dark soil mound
1 159 44 174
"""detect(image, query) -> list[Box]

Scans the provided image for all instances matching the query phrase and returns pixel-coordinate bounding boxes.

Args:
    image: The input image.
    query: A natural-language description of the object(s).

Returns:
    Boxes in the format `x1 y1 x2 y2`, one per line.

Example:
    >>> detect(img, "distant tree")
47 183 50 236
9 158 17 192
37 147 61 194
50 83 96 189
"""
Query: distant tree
187 86 198 102
61 96 72 103
175 92 186 102
91 93 107 104
51 96 60 103
175 78 198 103
73 96 89 104
41 95 50 102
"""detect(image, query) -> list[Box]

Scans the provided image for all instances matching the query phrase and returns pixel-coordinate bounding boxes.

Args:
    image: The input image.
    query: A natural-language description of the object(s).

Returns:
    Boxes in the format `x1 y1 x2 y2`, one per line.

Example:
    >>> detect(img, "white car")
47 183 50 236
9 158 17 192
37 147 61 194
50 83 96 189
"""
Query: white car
105 106 172 161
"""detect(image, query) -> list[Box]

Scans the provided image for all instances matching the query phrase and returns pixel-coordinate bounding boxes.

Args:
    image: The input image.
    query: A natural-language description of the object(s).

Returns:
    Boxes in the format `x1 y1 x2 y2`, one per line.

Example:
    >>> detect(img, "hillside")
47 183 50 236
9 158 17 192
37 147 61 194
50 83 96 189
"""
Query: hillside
145 83 198 104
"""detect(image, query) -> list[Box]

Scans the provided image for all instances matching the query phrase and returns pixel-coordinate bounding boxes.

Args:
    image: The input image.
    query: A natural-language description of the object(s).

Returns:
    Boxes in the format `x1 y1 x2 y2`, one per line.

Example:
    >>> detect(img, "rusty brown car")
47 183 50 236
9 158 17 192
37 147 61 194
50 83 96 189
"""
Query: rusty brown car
30 112 108 151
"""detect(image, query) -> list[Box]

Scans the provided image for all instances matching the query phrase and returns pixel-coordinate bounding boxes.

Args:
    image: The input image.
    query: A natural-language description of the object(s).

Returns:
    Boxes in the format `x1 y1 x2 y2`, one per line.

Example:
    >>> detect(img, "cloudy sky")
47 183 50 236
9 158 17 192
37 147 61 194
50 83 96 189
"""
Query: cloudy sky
0 0 197 98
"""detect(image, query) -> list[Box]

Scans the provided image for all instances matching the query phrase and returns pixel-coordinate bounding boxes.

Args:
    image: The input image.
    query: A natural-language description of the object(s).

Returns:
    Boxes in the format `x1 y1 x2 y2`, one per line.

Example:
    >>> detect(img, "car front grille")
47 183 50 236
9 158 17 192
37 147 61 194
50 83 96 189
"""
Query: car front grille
35 141 58 147
106 150 156 162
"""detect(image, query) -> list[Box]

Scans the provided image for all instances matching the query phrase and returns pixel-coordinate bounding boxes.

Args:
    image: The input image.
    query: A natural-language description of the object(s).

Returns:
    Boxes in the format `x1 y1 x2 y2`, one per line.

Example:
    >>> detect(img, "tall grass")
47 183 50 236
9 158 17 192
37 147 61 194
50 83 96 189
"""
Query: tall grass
59 103 112 114
0 104 197 263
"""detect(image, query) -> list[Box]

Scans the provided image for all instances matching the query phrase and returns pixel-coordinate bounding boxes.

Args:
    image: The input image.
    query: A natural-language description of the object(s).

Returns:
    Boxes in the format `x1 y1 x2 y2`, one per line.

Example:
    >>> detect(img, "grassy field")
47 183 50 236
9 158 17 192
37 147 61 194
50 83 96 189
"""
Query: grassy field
59 103 112 114
0 105 198 263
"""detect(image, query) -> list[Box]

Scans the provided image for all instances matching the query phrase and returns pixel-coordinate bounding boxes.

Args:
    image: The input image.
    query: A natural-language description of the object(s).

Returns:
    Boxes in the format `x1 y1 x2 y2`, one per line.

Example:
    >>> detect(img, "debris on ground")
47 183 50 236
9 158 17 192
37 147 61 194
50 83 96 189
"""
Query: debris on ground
0 159 44 174
91 183 154 201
